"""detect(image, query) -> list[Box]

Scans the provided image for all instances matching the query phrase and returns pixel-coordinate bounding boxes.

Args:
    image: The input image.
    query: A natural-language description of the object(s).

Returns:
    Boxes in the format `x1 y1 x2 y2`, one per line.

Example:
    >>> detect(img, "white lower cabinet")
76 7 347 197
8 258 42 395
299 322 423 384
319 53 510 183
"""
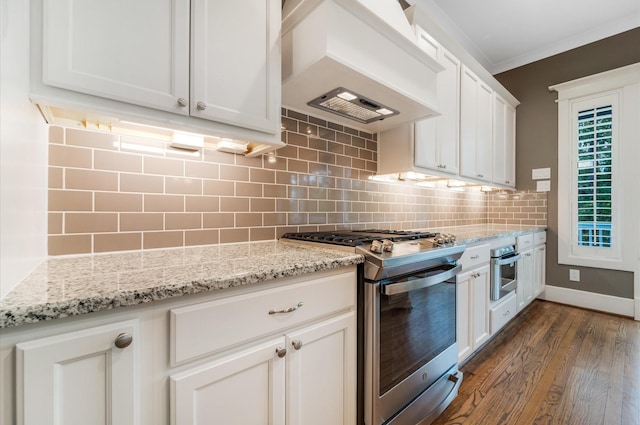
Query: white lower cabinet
15 320 140 425
457 264 490 362
171 337 287 425
516 231 546 311
1 267 357 425
490 291 517 334
533 244 546 297
516 246 534 312
170 312 356 425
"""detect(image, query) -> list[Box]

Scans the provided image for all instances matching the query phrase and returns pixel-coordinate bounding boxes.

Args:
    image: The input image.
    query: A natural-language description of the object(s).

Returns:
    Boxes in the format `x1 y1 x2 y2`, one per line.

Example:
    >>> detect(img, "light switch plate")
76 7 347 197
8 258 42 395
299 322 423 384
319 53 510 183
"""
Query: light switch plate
536 180 551 192
532 168 551 180
569 269 580 282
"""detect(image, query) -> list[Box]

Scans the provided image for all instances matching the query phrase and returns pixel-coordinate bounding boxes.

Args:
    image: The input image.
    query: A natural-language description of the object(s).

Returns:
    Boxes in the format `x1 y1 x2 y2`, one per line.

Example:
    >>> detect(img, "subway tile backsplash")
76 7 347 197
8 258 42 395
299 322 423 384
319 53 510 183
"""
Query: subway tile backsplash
47 109 546 255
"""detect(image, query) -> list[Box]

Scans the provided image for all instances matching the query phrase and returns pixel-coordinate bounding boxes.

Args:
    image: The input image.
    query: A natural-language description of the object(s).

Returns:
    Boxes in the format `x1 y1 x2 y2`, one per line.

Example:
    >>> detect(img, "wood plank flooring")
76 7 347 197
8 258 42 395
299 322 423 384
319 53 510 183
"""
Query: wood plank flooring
432 300 640 425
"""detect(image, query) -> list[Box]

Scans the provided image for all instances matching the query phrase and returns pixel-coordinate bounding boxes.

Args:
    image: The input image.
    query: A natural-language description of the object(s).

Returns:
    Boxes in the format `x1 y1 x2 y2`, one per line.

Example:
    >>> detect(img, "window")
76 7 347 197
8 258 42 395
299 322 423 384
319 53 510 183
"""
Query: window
576 104 612 248
551 63 639 272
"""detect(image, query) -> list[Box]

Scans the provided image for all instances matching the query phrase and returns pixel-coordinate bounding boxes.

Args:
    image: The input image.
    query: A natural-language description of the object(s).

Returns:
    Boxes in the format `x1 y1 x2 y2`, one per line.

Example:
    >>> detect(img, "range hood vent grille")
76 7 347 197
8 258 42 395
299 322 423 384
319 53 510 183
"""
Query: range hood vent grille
308 87 400 124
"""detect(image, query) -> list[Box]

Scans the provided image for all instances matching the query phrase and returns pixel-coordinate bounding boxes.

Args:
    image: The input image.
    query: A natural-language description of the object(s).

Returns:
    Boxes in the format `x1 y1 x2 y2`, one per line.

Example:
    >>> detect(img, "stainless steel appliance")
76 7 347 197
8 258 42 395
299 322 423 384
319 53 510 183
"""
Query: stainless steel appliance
281 230 465 425
490 245 520 301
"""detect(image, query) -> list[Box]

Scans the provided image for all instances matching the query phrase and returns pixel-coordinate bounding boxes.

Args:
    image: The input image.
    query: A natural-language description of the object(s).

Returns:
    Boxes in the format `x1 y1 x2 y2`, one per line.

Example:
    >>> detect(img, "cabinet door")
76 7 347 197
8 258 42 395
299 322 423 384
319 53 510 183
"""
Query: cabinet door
170 337 286 425
456 271 472 362
504 103 516 187
516 249 534 311
471 265 491 349
459 67 478 179
492 94 507 185
460 67 492 182
533 244 546 297
191 0 281 134
42 0 190 114
286 313 356 425
476 81 493 181
16 320 139 425
493 94 516 187
415 47 460 175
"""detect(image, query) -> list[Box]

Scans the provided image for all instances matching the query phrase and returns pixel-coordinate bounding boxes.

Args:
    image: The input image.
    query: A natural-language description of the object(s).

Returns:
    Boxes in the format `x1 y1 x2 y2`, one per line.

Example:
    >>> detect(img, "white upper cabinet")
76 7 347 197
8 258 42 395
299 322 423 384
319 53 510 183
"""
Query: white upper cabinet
493 93 516 187
190 0 281 134
33 0 282 152
378 29 460 177
414 30 460 175
460 65 493 183
42 0 191 115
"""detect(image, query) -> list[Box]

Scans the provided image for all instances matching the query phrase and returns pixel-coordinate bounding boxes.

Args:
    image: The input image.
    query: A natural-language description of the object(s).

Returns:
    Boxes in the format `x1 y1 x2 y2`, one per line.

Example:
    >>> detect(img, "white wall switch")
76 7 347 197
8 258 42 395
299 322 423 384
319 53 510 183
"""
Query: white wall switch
536 180 551 192
532 168 551 180
569 269 580 282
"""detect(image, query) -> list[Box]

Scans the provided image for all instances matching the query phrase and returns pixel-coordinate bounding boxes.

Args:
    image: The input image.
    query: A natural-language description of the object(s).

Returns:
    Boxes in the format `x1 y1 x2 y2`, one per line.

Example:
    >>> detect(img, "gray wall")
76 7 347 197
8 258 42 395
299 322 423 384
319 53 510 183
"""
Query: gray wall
494 28 640 298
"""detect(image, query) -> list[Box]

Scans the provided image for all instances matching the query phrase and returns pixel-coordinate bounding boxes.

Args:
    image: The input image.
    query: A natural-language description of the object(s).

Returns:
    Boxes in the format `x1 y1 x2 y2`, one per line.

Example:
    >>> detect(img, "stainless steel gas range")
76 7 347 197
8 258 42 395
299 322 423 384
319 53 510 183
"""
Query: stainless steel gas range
281 230 466 425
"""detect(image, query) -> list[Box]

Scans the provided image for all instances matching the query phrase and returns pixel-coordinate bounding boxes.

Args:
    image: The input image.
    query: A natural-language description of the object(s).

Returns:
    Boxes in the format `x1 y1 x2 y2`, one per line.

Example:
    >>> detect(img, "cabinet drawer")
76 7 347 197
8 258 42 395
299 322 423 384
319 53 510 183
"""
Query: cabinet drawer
490 292 517 334
459 243 490 271
516 234 533 250
533 231 547 245
170 269 356 364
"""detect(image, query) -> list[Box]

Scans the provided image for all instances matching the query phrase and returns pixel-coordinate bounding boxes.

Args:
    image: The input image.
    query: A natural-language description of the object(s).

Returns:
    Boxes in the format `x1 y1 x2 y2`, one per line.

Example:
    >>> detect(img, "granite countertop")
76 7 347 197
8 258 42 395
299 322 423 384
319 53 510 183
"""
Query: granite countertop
0 240 364 329
437 224 547 245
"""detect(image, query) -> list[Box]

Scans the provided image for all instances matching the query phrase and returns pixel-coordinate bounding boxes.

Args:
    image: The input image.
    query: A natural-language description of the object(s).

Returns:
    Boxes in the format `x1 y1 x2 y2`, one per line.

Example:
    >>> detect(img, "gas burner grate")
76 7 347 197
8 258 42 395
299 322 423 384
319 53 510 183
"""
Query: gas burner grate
281 230 440 247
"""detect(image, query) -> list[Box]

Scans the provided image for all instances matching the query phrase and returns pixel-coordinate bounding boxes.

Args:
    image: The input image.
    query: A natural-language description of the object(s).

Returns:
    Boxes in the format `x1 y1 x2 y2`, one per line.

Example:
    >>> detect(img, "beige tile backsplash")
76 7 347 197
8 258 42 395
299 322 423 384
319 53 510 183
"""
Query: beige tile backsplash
47 109 547 255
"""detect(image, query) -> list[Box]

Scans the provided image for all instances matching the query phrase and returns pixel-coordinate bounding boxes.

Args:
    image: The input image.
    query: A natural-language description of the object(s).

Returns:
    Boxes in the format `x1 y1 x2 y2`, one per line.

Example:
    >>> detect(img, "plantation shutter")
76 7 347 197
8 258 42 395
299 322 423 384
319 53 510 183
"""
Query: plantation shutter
576 105 612 248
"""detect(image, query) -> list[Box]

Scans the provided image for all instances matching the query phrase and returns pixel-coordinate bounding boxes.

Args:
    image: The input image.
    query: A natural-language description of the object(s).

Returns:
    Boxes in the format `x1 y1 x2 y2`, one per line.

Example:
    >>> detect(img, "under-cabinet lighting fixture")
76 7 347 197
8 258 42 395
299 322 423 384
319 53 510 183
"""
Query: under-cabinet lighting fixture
446 180 466 188
480 186 493 192
369 174 400 182
170 132 205 151
216 138 249 154
266 152 277 164
416 181 436 188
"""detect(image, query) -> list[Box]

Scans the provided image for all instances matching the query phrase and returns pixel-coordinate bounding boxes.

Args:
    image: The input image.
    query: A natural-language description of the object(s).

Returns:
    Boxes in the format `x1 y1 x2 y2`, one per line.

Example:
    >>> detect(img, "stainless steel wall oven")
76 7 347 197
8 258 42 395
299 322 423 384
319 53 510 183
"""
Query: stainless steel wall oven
281 230 465 425
490 244 520 301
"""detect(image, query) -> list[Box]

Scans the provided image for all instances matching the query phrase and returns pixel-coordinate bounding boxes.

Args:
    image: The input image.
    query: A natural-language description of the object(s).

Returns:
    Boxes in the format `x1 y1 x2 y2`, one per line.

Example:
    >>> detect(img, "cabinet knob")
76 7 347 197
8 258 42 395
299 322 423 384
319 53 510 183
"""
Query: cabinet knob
505 180 510 184
196 101 207 111
291 340 303 350
477 174 484 178
503 310 511 316
276 347 287 358
470 255 480 260
442 164 447 169
114 333 133 349
176 98 188 107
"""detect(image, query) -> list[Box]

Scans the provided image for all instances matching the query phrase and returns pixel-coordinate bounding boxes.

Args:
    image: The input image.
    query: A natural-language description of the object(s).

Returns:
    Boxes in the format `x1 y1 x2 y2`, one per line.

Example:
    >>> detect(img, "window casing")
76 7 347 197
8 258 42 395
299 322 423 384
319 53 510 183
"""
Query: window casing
552 64 639 272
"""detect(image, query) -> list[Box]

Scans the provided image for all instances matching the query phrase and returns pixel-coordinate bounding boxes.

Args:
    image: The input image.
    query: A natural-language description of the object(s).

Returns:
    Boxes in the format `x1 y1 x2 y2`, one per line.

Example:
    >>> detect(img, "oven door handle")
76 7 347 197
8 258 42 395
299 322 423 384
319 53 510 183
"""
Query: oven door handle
493 253 521 266
381 264 462 296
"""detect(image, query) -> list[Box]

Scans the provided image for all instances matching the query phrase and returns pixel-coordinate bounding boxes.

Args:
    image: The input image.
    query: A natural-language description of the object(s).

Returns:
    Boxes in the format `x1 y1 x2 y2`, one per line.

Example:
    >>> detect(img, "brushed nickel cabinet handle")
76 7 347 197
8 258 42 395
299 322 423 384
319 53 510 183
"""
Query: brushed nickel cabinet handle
276 347 287 358
503 310 511 316
196 101 206 111
176 98 188 107
470 255 480 260
292 340 303 350
114 333 133 349
269 302 304 315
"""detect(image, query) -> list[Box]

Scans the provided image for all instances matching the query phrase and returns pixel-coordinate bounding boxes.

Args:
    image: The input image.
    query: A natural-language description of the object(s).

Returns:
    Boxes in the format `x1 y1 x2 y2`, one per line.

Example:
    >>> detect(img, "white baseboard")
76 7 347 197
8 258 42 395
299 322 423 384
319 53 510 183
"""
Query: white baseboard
539 285 635 318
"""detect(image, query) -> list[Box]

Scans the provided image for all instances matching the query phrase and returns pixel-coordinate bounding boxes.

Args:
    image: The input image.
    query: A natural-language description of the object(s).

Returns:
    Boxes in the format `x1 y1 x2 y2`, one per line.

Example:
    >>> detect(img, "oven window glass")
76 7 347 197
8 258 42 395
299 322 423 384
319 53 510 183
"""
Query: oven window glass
501 261 517 283
378 276 456 396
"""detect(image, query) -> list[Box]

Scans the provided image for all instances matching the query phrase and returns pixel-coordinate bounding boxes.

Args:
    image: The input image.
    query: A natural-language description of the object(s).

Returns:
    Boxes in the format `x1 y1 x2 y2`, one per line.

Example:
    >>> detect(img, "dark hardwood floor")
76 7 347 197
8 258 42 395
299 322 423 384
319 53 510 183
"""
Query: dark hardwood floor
433 300 640 425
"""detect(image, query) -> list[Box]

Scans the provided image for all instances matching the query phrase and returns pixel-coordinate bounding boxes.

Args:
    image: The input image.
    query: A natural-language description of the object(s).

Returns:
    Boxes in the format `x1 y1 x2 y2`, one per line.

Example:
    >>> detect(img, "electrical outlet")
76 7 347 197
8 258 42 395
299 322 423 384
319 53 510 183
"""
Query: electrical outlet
569 269 580 282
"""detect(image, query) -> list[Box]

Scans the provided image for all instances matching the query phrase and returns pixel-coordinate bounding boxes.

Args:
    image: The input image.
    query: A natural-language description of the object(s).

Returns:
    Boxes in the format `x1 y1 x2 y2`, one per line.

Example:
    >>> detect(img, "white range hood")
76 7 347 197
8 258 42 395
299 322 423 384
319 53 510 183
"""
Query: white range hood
281 0 444 132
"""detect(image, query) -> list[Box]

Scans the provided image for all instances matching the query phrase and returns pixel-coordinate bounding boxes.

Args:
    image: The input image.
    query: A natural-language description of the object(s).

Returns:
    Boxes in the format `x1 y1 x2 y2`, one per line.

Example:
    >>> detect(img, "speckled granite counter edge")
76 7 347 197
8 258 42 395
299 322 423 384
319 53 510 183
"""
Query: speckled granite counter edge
0 241 364 329
455 226 547 245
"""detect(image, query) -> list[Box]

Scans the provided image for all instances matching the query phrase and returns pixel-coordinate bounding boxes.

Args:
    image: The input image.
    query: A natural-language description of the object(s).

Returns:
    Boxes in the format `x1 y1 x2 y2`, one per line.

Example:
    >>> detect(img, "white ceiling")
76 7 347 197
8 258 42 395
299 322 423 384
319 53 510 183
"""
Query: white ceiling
410 0 640 75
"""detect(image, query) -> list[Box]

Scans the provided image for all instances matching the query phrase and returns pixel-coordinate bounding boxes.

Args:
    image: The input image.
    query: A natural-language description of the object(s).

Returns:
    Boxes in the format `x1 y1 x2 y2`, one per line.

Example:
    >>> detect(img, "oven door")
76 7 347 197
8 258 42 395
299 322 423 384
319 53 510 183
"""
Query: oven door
365 262 461 424
490 253 521 300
